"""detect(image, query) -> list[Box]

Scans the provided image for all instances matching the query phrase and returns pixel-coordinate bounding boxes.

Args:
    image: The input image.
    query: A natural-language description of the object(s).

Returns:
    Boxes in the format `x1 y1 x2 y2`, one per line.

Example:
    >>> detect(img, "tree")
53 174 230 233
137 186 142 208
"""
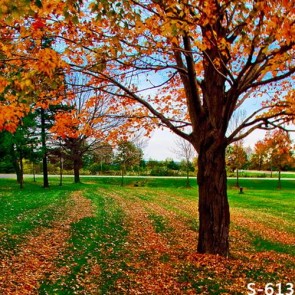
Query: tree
226 141 247 187
173 138 196 187
78 1 295 256
250 140 268 171
50 74 123 183
0 112 39 188
263 130 294 188
2 1 295 256
115 141 143 186
89 142 114 174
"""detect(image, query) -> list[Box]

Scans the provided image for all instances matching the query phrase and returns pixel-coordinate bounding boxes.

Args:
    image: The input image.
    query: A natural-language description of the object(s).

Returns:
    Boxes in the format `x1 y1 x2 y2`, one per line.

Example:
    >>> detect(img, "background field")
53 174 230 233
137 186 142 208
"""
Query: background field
0 177 294 294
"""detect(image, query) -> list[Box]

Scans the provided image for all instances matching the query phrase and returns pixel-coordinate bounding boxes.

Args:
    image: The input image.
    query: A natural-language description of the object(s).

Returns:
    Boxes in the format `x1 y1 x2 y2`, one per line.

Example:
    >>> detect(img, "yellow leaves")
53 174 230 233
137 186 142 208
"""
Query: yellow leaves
213 57 221 69
193 39 208 52
0 101 28 132
0 0 31 20
0 3 8 14
0 76 9 93
35 48 66 78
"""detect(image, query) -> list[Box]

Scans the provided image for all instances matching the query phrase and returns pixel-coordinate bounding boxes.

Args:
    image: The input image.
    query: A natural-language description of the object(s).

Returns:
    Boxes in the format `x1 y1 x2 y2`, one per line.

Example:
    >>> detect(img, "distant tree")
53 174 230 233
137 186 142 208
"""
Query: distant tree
226 141 248 187
115 141 143 186
166 159 180 171
51 74 123 183
250 140 268 171
89 142 114 174
0 112 39 188
147 159 159 171
263 130 294 188
173 138 196 187
0 132 15 173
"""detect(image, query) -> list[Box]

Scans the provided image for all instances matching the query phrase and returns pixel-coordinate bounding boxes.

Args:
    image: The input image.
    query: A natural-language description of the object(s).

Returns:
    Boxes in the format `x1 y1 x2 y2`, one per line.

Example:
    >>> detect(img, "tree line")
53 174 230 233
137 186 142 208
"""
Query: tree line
1 122 294 190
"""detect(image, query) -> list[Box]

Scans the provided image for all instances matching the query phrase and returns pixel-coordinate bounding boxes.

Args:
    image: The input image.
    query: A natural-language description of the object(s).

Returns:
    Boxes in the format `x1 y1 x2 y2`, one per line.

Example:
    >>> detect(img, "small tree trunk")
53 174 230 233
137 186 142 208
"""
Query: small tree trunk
121 162 125 186
277 168 281 189
186 162 190 188
41 108 49 188
236 168 239 187
42 155 49 188
11 145 21 183
32 162 36 182
59 157 63 186
197 144 230 256
13 158 21 184
19 152 24 189
73 158 81 183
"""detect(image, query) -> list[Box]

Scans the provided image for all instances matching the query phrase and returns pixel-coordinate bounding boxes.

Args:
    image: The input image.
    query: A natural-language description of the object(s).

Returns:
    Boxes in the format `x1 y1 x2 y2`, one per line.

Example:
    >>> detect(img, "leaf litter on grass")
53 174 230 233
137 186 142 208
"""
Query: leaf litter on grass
102 188 295 294
0 185 294 295
232 209 295 246
0 191 95 295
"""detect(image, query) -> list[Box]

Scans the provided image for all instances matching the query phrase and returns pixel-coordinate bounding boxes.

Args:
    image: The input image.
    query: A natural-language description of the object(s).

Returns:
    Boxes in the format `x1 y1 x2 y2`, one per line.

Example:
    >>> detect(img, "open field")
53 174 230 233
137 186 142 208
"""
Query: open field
0 177 294 294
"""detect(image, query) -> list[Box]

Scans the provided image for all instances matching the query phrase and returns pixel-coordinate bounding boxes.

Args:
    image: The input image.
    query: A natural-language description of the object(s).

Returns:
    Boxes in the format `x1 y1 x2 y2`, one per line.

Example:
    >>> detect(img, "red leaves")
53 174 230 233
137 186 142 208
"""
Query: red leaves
31 18 45 31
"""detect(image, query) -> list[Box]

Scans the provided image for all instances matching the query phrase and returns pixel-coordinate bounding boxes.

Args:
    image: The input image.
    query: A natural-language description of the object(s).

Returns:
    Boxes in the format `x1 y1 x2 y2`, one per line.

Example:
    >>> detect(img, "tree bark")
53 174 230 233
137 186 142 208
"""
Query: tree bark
19 151 24 189
32 162 36 182
11 145 21 184
186 161 190 188
59 156 63 186
197 144 230 256
73 157 81 183
277 168 281 189
41 108 49 188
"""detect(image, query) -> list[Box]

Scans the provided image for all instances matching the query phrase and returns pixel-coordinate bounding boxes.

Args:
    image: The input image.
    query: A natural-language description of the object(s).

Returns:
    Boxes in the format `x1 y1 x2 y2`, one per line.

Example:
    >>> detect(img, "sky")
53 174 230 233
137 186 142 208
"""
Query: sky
142 127 268 161
141 89 295 161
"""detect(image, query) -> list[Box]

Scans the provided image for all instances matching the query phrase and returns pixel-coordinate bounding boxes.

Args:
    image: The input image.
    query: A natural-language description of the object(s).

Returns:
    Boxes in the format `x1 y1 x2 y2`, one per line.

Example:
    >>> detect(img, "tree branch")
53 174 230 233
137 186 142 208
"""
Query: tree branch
74 66 191 141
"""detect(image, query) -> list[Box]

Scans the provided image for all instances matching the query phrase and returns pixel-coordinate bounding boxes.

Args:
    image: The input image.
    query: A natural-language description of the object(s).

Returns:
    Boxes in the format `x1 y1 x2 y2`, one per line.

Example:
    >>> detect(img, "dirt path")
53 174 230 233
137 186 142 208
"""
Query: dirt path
0 191 94 295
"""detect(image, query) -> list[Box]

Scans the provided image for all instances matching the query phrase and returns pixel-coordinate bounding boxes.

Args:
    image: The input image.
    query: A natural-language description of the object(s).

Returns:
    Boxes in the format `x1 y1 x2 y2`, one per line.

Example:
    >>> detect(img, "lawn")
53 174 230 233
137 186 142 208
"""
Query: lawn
0 177 294 294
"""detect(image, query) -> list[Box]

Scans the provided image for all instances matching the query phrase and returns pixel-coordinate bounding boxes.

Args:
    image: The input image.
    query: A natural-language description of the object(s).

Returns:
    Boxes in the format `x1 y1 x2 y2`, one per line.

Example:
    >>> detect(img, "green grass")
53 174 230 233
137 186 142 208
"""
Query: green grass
228 179 295 224
253 237 294 255
0 179 76 255
228 170 295 178
39 187 128 295
148 213 172 234
0 176 294 294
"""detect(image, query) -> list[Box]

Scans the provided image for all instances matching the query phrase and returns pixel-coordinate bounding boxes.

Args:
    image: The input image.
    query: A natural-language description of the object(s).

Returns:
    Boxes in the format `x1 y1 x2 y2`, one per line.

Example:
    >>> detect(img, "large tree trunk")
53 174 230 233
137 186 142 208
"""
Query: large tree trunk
197 144 230 256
